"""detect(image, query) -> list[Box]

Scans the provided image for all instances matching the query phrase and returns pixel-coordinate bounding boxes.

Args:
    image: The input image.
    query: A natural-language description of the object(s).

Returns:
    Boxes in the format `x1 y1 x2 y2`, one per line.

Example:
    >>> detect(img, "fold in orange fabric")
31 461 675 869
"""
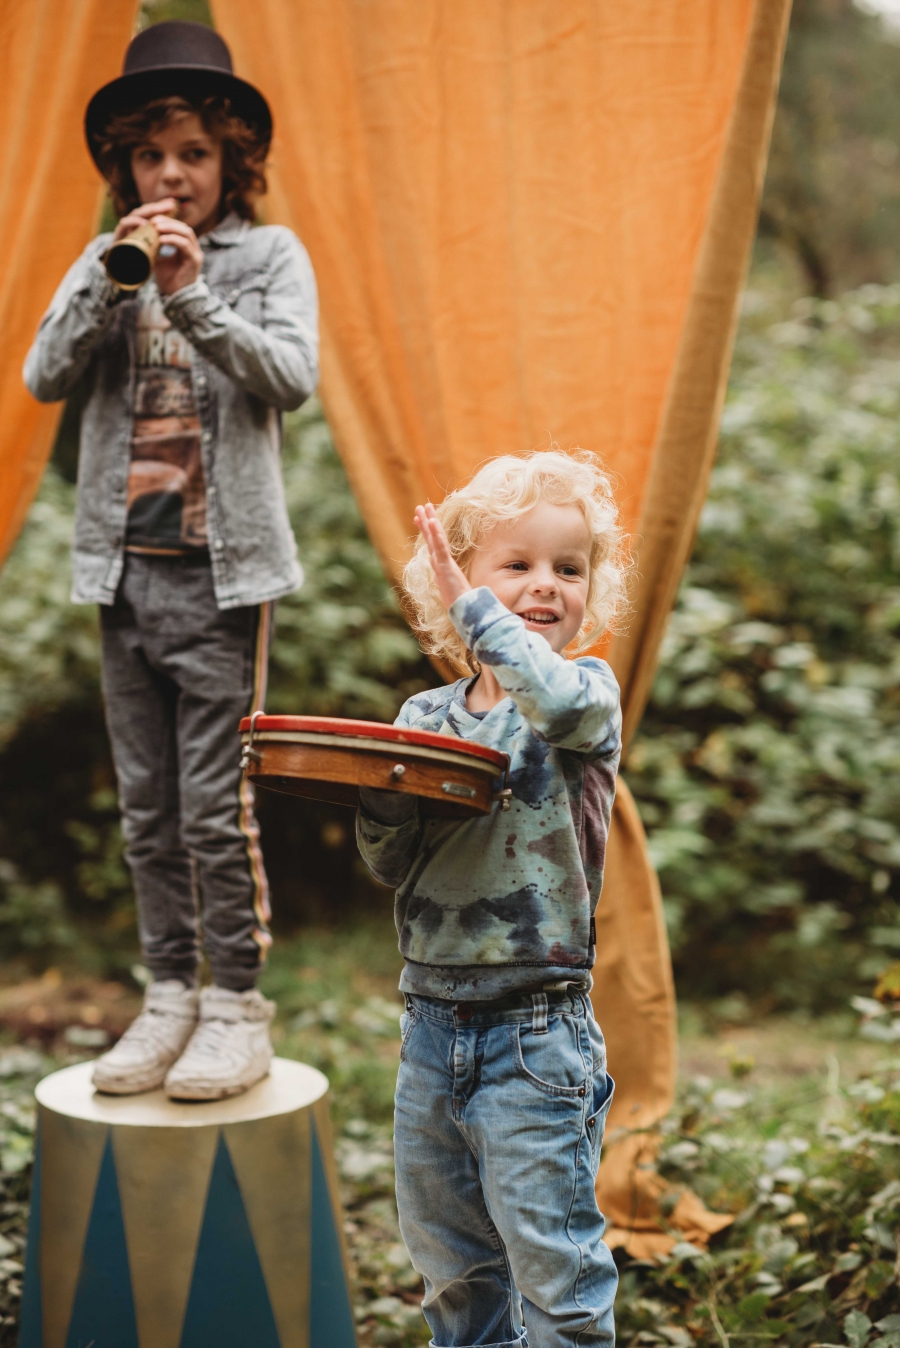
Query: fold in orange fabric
213 0 791 1251
0 0 139 567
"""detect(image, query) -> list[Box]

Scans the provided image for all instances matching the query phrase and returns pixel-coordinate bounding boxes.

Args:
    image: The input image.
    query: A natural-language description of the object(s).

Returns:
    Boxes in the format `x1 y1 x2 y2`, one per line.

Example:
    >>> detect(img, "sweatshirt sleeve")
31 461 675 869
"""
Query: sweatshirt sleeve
448 586 621 756
355 699 424 887
162 228 318 411
23 238 122 403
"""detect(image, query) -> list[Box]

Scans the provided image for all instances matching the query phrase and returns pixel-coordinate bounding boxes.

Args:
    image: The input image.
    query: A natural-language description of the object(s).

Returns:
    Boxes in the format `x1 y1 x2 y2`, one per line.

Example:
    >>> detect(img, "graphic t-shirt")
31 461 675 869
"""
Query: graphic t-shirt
125 286 208 554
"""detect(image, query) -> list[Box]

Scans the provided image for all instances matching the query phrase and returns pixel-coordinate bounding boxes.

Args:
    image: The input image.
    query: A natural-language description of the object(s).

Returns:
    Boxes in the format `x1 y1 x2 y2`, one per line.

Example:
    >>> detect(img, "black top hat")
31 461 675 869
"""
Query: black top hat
84 21 272 170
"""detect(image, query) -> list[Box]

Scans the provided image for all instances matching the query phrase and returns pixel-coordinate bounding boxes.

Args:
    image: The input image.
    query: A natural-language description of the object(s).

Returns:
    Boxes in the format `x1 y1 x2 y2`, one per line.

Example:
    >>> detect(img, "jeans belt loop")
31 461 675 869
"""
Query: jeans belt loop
532 992 549 1035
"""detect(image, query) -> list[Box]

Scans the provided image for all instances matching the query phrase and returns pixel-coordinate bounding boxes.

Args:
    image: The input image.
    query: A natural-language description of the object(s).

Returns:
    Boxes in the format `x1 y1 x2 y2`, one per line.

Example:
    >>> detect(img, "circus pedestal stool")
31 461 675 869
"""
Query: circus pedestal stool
18 1058 357 1348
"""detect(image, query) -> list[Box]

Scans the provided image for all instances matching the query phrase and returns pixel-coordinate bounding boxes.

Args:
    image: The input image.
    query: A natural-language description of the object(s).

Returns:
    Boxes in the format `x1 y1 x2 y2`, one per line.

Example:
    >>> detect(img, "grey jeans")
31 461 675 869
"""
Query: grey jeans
100 554 273 990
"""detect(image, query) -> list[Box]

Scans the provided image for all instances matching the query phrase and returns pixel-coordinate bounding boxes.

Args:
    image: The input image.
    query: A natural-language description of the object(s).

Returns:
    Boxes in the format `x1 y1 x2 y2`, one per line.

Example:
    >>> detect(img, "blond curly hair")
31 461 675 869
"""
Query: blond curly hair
402 449 629 674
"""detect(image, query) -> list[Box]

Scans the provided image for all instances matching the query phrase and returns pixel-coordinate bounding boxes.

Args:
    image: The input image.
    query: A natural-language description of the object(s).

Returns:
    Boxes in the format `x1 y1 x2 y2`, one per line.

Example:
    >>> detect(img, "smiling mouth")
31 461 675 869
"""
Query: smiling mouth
520 610 560 625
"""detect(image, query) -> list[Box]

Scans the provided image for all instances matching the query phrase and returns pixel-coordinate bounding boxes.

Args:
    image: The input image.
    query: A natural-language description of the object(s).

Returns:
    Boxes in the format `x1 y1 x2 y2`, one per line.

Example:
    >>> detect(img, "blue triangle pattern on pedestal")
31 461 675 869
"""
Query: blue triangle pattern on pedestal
310 1122 356 1348
65 1132 138 1348
17 1118 42 1348
179 1130 280 1348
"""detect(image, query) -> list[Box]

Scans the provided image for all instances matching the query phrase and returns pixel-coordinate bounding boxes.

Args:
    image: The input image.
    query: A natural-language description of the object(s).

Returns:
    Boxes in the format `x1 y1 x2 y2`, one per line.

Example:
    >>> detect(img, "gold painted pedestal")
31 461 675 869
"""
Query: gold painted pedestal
19 1058 357 1348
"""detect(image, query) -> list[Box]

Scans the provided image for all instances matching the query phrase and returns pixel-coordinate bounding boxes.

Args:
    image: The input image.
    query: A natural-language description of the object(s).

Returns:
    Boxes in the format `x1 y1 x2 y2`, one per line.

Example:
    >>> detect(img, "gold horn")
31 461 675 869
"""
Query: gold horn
104 221 159 291
104 205 178 291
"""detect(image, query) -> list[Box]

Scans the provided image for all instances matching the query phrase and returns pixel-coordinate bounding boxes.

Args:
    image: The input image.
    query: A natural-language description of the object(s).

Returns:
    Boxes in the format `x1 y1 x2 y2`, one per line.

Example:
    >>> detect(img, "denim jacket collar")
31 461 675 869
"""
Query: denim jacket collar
201 213 251 249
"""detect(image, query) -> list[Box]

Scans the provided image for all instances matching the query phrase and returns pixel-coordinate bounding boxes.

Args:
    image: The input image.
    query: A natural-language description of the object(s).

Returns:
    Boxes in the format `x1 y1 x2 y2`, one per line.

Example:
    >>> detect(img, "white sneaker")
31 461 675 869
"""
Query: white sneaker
92 980 199 1095
164 986 275 1101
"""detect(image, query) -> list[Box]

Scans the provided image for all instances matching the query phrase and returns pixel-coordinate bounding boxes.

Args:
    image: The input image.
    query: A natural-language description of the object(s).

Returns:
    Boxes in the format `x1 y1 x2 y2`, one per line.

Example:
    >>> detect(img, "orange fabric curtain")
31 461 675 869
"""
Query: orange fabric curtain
0 0 139 567
212 0 790 1250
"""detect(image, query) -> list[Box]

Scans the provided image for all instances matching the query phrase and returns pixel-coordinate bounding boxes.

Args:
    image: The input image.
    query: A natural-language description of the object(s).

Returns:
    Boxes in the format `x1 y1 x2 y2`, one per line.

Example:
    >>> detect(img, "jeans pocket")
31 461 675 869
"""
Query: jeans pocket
587 1071 615 1172
399 1009 417 1063
513 1016 589 1096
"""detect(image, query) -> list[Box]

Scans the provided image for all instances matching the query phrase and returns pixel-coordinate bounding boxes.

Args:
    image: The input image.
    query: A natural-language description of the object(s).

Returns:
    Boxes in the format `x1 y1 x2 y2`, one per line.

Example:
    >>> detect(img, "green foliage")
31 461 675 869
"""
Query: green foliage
615 1040 900 1346
762 0 900 294
629 283 900 1008
139 0 213 30
0 863 75 959
0 470 100 750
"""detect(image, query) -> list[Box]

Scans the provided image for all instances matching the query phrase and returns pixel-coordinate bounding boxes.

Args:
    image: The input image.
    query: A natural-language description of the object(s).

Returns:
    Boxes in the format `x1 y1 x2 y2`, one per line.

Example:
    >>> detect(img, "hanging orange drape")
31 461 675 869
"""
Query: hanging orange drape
0 0 139 567
212 0 791 1253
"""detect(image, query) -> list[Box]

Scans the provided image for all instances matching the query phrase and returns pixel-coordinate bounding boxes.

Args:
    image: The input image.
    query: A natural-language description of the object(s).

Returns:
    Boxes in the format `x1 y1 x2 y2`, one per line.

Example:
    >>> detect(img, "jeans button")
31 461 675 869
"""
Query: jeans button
587 1116 595 1128
578 1087 586 1097
456 1002 473 1022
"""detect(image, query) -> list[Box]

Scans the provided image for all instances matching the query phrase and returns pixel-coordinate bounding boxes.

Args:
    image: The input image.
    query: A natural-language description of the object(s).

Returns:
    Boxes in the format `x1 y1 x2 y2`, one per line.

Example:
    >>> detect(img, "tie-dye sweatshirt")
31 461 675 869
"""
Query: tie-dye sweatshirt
356 586 622 1000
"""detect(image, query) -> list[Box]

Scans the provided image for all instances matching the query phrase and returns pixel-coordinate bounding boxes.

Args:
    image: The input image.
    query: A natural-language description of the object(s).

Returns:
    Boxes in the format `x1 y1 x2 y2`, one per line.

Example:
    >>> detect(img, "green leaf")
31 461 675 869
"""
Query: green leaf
845 1310 873 1348
737 1293 770 1323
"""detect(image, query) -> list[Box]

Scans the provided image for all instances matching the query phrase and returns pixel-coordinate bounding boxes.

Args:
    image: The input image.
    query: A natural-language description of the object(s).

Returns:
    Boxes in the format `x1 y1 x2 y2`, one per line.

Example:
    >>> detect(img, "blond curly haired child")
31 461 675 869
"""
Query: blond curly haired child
356 448 628 1347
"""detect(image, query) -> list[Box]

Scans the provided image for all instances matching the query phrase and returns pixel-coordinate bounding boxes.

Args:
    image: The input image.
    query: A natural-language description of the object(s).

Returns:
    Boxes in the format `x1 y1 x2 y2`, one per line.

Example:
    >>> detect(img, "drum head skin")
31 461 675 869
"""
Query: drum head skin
239 716 510 818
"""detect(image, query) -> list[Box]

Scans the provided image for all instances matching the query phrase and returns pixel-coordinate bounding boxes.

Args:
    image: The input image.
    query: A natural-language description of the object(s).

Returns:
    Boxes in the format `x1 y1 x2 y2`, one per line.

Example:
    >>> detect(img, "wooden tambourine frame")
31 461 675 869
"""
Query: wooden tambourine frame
239 714 511 818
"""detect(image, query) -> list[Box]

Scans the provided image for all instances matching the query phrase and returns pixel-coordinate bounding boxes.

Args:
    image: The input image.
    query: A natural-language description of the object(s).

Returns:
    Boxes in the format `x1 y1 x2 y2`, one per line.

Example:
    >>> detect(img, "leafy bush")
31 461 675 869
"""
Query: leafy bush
629 283 900 1009
616 1034 900 1347
0 470 99 750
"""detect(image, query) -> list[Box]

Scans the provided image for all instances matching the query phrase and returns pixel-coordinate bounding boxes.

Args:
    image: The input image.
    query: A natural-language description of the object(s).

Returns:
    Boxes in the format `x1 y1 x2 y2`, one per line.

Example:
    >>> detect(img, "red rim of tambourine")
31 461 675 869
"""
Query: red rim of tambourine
238 715 509 771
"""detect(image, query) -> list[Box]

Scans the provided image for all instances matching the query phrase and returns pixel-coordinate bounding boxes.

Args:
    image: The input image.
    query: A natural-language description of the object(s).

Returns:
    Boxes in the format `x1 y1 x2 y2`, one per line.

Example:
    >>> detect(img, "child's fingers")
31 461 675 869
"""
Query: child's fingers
420 519 450 569
428 518 454 563
414 504 460 588
132 198 177 223
413 504 470 606
152 217 196 239
414 505 442 553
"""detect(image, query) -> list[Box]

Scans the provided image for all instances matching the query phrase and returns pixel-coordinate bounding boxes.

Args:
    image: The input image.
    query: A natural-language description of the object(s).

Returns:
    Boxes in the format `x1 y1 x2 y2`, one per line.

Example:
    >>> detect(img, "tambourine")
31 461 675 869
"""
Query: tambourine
239 715 511 817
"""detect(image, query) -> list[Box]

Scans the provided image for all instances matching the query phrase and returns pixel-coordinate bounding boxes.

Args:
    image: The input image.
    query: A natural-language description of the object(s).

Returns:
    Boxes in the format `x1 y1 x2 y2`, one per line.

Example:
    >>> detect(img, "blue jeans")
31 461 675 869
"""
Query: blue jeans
394 990 617 1348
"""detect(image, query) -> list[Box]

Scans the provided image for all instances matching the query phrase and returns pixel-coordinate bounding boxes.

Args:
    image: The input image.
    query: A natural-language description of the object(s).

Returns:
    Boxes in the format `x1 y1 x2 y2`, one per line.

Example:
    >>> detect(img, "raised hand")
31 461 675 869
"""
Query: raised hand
414 503 471 610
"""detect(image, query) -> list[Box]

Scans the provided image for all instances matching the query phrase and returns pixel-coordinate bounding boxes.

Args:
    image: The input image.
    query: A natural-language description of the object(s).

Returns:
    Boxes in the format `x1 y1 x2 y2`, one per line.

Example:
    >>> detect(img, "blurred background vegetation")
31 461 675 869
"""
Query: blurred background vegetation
5 0 900 1012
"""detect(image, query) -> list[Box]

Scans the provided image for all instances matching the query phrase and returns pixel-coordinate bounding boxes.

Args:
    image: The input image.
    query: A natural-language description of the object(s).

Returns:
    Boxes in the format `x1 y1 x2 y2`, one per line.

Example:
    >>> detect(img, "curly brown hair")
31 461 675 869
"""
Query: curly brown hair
95 94 267 222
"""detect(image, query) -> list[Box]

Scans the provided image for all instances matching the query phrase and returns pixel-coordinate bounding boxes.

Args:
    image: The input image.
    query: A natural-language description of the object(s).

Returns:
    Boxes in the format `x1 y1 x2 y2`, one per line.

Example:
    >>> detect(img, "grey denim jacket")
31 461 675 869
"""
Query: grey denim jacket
24 215 319 610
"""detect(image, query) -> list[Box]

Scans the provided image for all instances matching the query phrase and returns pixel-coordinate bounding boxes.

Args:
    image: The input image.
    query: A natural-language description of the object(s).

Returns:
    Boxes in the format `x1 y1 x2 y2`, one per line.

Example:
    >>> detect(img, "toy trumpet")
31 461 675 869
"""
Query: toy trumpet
103 205 178 291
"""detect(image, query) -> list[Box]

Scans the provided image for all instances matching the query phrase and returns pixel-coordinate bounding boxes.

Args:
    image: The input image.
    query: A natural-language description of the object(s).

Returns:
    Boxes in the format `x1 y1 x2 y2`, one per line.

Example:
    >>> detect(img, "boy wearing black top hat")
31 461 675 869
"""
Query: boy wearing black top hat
24 22 319 1100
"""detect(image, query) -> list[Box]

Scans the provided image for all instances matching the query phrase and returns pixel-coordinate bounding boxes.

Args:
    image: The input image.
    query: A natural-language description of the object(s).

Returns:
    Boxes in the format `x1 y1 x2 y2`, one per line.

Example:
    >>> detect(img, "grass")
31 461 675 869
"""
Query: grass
0 923 899 1346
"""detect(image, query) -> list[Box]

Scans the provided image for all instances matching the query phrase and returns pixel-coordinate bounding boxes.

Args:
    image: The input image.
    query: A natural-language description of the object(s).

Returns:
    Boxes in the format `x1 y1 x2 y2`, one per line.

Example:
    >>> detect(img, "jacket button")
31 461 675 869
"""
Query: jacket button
587 1116 595 1128
578 1087 585 1097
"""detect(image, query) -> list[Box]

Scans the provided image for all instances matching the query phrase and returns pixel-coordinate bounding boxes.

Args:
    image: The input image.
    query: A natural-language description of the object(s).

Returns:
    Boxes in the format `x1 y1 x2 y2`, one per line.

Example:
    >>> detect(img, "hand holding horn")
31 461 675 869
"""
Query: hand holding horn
104 199 180 291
